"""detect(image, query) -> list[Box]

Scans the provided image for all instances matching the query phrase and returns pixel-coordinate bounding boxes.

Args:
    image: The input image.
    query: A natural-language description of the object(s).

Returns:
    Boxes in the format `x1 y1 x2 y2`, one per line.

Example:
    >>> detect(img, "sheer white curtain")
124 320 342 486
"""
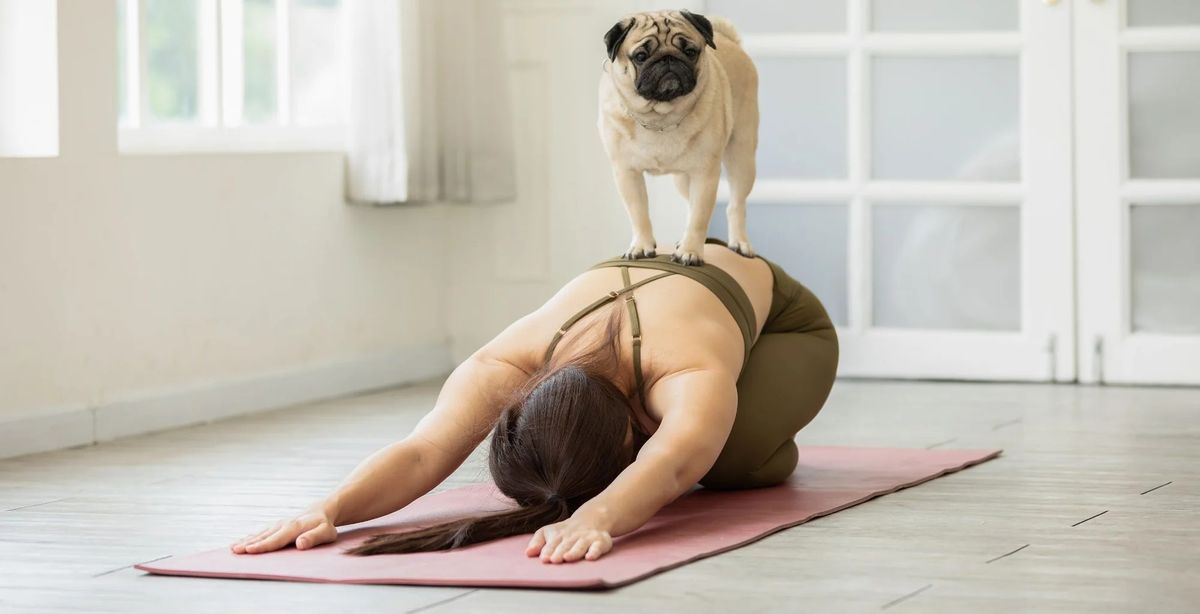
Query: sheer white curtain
346 0 516 204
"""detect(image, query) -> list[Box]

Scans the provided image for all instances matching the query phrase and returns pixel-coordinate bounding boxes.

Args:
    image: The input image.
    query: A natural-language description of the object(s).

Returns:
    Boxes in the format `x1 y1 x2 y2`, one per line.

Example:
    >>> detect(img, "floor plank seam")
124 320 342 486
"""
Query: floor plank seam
1139 481 1172 495
924 438 957 449
990 418 1022 431
984 543 1030 564
406 588 480 613
880 584 932 610
1070 510 1108 527
91 555 171 578
3 497 72 513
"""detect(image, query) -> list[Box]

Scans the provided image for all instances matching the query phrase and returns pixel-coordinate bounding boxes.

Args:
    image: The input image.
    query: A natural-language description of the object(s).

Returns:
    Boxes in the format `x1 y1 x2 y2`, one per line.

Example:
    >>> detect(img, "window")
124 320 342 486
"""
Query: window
0 0 59 157
117 0 347 153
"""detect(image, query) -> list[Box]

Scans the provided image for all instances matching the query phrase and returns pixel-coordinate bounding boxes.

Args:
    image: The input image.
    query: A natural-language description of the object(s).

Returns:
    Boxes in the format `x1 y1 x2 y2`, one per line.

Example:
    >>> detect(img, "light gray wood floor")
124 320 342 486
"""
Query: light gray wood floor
1 378 1197 613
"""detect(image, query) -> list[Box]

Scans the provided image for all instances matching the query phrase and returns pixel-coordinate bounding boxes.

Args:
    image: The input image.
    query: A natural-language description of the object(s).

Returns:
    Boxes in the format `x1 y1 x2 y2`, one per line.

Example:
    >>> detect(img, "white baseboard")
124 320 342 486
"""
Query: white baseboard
0 343 452 460
0 405 95 461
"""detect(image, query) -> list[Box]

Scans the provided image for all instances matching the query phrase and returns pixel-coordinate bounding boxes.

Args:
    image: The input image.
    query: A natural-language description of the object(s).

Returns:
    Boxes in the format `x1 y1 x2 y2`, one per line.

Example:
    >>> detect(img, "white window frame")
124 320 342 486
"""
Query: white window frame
117 0 347 154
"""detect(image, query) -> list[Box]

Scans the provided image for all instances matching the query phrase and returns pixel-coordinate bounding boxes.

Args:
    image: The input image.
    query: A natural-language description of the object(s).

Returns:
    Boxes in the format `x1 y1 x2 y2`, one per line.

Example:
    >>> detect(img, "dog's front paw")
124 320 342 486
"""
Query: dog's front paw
623 239 657 260
671 246 704 266
728 239 756 258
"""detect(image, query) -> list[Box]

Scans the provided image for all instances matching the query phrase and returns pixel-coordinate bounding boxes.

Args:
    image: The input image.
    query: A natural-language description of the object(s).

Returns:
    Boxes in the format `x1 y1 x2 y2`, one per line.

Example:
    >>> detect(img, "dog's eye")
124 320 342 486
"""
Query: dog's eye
633 51 648 63
684 48 699 59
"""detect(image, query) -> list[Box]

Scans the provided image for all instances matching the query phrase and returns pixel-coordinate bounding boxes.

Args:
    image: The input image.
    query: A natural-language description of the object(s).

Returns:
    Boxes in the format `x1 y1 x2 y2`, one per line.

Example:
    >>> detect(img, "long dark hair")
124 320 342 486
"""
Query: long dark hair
347 307 634 555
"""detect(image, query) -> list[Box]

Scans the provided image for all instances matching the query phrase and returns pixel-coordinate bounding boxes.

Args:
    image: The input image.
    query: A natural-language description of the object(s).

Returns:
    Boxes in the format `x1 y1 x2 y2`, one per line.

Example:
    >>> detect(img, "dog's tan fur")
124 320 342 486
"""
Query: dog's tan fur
598 11 758 265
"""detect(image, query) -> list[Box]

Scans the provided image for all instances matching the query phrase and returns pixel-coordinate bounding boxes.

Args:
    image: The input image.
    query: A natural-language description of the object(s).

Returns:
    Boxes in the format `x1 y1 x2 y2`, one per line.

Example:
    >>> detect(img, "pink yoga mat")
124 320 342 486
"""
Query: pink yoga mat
138 446 1000 589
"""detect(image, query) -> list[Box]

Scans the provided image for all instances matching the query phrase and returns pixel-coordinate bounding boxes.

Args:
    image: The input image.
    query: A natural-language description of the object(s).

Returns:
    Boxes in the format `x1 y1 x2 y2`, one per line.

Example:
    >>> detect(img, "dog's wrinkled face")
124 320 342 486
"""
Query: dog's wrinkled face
604 11 716 103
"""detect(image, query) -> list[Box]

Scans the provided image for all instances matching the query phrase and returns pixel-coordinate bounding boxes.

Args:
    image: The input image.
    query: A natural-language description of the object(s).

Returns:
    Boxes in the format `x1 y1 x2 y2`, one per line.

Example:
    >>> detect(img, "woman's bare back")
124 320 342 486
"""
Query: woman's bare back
490 242 774 426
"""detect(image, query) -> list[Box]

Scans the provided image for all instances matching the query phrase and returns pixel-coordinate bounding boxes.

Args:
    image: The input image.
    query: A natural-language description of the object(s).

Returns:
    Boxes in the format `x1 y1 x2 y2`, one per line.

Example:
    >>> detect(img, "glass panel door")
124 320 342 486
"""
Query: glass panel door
1076 0 1200 384
705 0 1074 381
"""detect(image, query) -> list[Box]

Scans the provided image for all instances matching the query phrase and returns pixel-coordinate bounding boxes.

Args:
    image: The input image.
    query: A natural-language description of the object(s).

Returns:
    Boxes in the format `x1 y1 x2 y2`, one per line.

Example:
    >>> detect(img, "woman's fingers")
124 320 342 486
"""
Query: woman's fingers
585 535 612 561
562 538 591 562
548 536 576 564
295 522 336 550
580 542 604 561
239 522 282 545
231 522 282 553
538 532 564 562
231 511 338 555
244 520 304 554
525 528 546 557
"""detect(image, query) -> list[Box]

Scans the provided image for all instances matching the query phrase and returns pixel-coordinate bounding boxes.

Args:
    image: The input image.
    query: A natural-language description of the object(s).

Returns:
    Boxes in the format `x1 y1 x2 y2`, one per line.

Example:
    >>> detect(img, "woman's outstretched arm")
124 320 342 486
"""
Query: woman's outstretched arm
231 344 534 554
525 368 737 563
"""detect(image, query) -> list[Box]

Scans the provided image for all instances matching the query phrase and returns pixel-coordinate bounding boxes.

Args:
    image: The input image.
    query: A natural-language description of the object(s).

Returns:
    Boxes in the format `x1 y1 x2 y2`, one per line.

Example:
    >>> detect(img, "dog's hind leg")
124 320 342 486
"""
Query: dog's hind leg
613 167 657 259
722 135 757 257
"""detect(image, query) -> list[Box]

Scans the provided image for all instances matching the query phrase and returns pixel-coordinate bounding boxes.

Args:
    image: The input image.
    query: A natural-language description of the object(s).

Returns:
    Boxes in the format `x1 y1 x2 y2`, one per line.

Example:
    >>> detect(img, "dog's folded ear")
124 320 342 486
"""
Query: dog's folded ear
680 11 716 49
604 17 636 62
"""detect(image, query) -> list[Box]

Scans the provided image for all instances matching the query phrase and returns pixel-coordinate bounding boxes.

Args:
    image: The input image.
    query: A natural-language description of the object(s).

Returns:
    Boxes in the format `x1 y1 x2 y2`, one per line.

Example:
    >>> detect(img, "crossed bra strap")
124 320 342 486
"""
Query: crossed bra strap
543 266 673 408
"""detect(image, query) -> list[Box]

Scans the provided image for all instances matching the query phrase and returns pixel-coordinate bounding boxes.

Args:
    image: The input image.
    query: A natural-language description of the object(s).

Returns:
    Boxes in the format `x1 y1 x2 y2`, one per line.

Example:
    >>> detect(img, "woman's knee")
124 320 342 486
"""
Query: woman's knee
699 439 798 490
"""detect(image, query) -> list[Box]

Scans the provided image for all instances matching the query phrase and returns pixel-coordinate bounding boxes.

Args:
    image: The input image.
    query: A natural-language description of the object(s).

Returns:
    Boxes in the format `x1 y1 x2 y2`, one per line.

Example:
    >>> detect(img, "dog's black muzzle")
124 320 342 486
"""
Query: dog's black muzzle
635 56 696 102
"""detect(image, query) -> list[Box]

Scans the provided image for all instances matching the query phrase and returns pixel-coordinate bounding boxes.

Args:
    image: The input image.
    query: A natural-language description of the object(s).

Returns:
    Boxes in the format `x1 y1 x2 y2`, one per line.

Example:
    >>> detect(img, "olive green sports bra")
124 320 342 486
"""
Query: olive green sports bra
543 248 758 413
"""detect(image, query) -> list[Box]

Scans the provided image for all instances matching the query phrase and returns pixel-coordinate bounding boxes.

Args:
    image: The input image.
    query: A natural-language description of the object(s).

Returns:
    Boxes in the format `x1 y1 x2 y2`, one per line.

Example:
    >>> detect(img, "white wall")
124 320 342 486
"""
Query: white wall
0 2 449 436
445 0 690 361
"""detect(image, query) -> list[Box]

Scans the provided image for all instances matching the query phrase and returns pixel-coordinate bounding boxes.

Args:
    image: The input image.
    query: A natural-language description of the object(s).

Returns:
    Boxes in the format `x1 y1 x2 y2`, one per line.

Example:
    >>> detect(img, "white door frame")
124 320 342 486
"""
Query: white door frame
1075 0 1200 385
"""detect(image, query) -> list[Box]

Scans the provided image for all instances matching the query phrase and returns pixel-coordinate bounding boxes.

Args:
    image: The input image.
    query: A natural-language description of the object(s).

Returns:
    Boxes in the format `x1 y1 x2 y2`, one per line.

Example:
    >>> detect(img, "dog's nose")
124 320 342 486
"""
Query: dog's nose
656 76 681 97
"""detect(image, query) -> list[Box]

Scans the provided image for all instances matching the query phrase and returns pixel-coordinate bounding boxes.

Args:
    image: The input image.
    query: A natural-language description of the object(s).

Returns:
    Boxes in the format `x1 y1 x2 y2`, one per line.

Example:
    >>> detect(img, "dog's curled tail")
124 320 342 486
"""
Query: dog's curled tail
708 16 741 44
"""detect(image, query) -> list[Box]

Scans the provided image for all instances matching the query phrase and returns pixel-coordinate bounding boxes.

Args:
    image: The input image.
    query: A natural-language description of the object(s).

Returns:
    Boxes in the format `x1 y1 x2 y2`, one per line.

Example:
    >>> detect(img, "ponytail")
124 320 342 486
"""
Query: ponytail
346 497 570 555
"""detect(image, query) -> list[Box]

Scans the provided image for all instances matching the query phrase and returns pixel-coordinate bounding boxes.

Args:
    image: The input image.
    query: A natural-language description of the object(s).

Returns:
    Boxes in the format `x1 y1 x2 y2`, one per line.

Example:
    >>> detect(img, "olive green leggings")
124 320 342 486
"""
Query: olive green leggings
698 257 840 490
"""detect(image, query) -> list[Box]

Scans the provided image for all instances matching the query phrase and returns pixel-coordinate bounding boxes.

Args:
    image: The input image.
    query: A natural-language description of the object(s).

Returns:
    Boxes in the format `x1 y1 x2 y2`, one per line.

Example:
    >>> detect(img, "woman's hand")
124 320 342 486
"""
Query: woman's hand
524 515 614 563
230 508 337 555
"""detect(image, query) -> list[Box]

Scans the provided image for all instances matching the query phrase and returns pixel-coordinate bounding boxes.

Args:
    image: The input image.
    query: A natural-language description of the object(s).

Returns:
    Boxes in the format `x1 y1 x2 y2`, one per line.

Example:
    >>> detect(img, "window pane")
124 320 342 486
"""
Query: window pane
705 0 845 34
291 0 345 125
243 0 277 124
1128 52 1200 179
1128 0 1200 27
871 56 1020 180
707 203 849 325
1131 205 1200 334
714 203 851 326
117 0 127 123
872 0 1017 32
872 204 1020 330
756 56 847 179
144 0 200 123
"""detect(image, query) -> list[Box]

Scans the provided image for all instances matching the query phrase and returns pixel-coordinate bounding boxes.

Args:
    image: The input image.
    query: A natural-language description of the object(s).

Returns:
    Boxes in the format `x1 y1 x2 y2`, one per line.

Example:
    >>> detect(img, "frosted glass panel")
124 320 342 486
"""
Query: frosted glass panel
144 0 201 123
756 57 847 179
291 0 346 125
709 203 849 325
872 0 1017 32
1131 205 1200 334
1128 52 1200 179
873 205 1020 330
1128 0 1200 27
242 0 277 125
872 57 1020 180
117 0 128 124
706 0 845 33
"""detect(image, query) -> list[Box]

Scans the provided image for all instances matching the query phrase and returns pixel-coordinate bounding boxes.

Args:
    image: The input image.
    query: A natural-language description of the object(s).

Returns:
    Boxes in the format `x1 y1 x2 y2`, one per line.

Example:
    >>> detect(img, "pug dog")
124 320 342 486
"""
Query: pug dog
598 10 758 265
